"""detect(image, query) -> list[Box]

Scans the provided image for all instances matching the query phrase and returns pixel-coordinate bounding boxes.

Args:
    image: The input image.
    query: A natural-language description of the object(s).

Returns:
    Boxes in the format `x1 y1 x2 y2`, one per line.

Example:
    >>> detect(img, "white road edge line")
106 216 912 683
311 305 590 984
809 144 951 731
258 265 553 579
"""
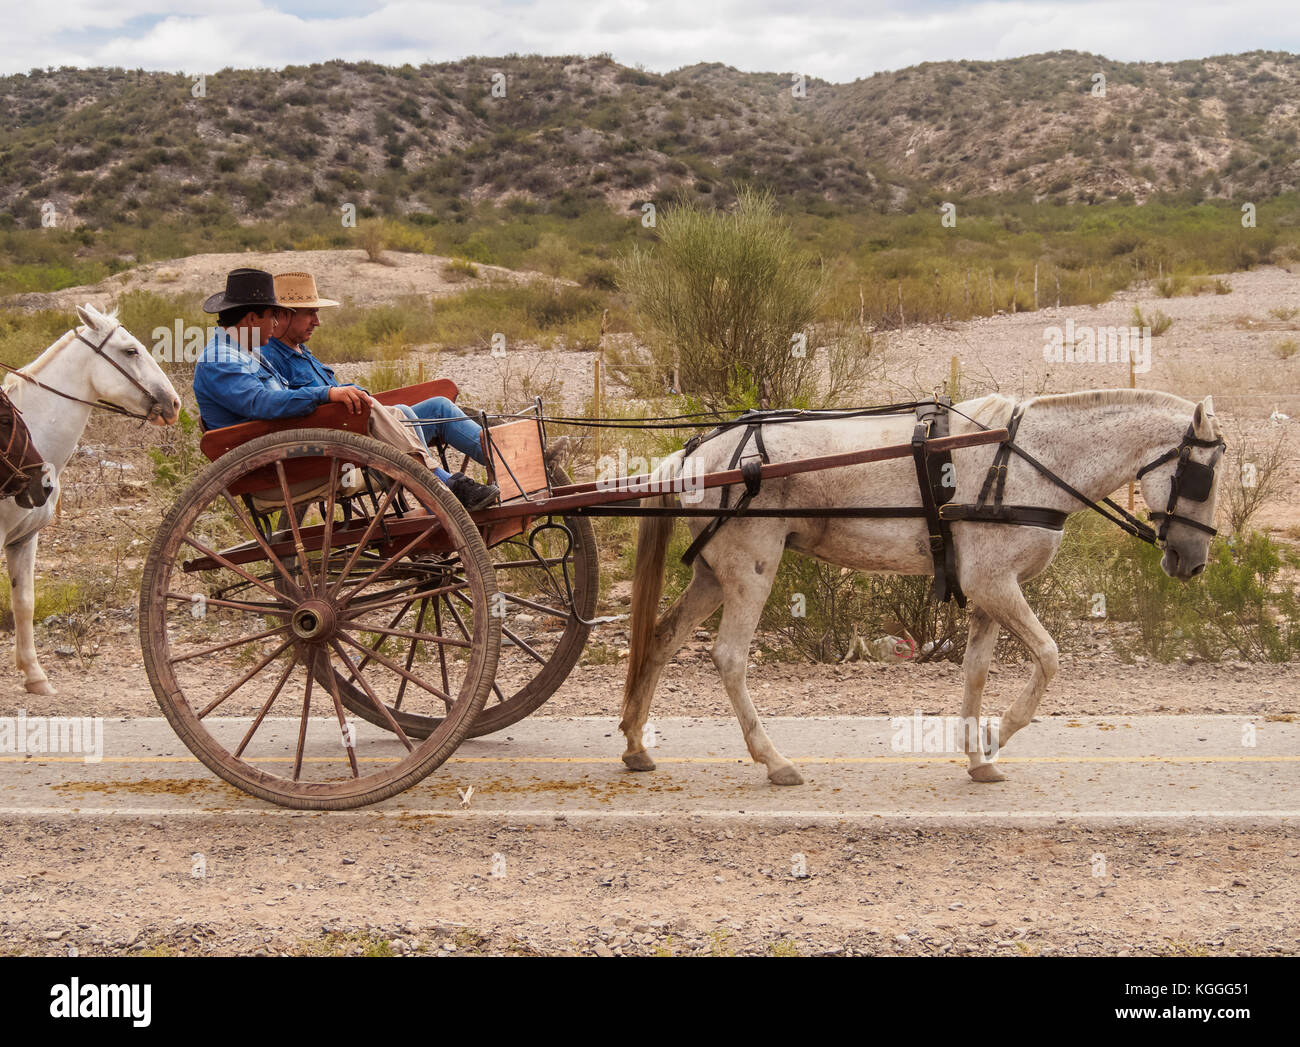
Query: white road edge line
1 807 1297 820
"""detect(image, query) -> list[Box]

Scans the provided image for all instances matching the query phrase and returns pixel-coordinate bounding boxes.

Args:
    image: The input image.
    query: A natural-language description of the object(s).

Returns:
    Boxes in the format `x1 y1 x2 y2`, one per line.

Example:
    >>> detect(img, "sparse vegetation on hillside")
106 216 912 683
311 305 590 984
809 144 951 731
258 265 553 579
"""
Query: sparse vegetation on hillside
4 50 1300 233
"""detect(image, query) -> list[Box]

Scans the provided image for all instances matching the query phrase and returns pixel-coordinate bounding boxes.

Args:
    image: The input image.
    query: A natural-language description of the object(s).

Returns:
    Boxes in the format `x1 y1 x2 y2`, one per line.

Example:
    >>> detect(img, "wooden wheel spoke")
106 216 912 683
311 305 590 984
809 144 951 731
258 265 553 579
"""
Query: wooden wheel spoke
293 669 314 781
219 488 305 602
197 638 294 719
441 591 474 643
337 631 455 708
500 592 572 619
335 519 445 609
329 640 416 752
234 653 299 757
395 599 430 712
274 462 317 597
316 649 360 778
317 459 341 593
501 624 548 667
326 479 404 599
165 591 285 615
350 621 472 649
170 623 290 664
343 580 468 618
355 599 417 672
181 535 295 605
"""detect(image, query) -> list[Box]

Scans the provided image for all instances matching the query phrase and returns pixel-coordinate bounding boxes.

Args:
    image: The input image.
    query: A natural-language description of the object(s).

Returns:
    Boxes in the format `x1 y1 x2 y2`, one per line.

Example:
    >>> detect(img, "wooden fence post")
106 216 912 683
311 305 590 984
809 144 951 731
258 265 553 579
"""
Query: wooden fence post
594 309 608 476
1128 352 1137 511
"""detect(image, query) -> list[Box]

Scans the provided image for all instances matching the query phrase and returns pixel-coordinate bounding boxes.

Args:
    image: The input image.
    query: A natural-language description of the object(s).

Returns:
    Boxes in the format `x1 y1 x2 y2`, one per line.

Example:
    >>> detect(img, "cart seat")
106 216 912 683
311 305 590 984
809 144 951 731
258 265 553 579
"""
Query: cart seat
197 379 460 501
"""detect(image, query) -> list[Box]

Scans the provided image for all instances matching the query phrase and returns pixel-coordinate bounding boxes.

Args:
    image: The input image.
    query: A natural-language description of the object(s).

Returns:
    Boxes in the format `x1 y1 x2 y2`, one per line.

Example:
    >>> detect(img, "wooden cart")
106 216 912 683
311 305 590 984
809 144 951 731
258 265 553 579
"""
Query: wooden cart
139 382 1005 809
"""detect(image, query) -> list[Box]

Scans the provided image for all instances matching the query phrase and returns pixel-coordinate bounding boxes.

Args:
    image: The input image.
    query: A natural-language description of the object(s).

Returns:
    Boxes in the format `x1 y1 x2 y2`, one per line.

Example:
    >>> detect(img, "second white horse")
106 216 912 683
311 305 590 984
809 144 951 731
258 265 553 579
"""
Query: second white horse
1 304 180 694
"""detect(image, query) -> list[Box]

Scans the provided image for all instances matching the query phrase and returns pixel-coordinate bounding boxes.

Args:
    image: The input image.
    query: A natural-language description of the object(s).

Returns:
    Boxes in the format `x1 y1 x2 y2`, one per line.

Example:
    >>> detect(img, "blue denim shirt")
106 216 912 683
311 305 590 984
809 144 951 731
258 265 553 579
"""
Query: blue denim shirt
261 338 364 393
193 330 331 430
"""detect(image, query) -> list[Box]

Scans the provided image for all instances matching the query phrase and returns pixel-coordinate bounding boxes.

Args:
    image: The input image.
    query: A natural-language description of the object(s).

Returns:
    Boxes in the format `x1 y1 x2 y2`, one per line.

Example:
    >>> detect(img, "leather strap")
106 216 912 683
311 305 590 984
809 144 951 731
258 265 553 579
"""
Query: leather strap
911 398 965 606
681 421 770 566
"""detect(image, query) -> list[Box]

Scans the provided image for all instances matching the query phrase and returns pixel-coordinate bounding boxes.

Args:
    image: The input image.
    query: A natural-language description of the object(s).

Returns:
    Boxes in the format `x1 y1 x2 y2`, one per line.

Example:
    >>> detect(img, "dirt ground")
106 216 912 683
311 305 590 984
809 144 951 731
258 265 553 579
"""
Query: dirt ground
1 256 1298 956
10 638 1300 721
3 819 1295 957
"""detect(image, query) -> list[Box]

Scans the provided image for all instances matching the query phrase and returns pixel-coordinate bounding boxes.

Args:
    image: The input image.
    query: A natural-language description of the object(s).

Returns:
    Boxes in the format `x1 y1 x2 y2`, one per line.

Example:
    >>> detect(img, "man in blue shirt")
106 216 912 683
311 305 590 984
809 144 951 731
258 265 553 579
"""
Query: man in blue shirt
264 272 487 466
193 268 499 511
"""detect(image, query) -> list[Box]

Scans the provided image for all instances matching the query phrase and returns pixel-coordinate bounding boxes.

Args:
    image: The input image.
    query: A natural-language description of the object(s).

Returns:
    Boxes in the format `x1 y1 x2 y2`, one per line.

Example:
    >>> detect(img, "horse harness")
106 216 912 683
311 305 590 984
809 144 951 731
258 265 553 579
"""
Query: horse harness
0 388 50 508
676 401 1225 606
0 325 164 508
0 325 158 422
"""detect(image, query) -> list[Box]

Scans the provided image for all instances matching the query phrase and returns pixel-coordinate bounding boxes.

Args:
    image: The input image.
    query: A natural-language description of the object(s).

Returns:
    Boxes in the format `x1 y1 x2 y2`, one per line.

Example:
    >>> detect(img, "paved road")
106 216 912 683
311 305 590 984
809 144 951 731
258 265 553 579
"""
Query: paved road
1 715 1296 823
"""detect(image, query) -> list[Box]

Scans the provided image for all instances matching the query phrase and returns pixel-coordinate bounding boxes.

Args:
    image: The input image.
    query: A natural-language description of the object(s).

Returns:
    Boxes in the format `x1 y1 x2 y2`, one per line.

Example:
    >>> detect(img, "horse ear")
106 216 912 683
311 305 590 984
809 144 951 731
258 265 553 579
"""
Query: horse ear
1193 396 1216 440
76 304 100 330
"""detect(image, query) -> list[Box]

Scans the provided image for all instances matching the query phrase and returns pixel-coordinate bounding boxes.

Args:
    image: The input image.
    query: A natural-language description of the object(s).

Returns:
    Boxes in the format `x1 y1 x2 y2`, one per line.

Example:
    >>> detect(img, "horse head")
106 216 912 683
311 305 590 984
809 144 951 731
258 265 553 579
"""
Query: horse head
1138 395 1224 581
75 304 181 425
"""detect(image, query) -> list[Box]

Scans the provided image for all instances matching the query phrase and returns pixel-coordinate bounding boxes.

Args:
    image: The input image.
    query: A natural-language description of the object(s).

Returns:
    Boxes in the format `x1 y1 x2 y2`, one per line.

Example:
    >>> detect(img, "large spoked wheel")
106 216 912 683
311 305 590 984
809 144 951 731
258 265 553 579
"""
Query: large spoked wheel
474 462 598 736
333 461 599 740
139 429 500 810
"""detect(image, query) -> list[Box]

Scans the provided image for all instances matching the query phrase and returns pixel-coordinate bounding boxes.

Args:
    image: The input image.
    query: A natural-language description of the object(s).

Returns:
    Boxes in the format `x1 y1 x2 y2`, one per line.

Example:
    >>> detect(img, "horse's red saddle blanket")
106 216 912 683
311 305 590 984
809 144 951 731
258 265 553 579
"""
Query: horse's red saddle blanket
0 388 51 508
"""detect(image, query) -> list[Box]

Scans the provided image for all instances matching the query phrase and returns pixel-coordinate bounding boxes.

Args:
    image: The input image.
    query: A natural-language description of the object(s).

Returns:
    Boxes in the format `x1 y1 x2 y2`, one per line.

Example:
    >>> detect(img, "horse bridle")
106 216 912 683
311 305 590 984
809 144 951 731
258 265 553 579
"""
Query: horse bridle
945 402 1225 548
1135 422 1226 542
0 325 158 422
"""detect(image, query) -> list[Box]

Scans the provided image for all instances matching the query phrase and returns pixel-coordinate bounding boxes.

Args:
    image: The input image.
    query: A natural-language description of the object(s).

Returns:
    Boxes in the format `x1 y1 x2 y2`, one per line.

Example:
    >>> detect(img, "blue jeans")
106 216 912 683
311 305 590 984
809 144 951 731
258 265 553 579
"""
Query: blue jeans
395 397 485 465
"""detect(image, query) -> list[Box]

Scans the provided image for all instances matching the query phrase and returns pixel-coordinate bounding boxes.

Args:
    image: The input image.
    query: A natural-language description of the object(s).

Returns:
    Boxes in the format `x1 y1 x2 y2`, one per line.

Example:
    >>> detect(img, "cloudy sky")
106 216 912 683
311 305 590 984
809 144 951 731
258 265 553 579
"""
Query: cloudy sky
4 1 1296 80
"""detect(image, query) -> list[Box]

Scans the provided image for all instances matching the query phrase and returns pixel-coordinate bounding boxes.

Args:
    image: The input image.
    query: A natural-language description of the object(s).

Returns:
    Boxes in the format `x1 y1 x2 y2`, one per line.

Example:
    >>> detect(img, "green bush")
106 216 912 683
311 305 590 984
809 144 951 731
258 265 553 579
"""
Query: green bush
618 186 829 410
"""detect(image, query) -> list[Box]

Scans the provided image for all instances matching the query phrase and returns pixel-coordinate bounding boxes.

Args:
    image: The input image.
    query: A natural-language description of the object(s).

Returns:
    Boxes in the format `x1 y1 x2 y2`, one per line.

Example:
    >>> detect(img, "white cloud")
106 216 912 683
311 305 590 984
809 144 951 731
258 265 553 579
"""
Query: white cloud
0 1 1295 80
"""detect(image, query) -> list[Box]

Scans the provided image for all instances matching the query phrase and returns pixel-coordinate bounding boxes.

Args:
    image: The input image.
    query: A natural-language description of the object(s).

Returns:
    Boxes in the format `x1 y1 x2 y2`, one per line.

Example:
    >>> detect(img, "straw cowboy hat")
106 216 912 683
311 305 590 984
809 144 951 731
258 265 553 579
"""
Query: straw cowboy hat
202 268 279 314
273 272 339 309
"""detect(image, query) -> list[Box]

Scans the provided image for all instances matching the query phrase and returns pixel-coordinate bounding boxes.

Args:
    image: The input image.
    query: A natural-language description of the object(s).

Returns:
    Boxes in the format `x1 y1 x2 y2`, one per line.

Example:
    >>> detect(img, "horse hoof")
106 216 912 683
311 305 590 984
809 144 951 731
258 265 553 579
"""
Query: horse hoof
968 763 1006 783
25 680 55 696
768 765 804 786
622 751 656 772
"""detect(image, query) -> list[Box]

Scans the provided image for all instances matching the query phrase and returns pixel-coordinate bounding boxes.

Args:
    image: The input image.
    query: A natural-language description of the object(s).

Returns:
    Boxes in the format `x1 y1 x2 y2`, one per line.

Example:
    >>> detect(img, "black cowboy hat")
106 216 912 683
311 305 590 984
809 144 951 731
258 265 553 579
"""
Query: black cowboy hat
202 268 280 314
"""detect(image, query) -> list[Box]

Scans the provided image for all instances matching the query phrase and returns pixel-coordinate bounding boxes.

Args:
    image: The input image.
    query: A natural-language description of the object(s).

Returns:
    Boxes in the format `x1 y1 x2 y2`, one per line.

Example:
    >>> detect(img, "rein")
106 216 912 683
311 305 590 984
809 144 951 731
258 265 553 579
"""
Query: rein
943 401 1225 546
0 326 156 422
660 397 1225 602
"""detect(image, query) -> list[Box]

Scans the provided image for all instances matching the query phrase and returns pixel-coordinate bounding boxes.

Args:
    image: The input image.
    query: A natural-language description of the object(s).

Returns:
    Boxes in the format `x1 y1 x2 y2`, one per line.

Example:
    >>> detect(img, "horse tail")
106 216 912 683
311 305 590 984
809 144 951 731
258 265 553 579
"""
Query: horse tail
623 450 685 709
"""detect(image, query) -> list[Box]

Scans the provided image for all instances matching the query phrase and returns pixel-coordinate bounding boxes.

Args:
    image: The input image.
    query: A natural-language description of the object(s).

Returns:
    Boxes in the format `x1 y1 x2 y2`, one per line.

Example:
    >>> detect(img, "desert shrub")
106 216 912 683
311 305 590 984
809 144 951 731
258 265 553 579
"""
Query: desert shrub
618 186 831 410
441 257 478 282
1132 305 1173 336
1106 534 1300 662
1219 418 1290 535
147 407 202 487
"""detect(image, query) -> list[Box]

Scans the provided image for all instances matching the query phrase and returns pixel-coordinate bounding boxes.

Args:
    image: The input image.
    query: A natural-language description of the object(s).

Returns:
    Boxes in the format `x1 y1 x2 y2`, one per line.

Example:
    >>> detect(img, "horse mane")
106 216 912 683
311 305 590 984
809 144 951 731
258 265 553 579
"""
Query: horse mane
1 329 81 404
2 307 121 398
960 392 1017 428
1025 388 1195 414
959 388 1218 439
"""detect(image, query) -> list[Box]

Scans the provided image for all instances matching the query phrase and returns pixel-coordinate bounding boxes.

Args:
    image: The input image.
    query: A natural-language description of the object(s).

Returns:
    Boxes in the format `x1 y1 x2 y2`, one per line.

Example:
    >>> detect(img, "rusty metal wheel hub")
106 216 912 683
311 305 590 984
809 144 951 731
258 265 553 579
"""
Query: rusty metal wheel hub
290 599 337 642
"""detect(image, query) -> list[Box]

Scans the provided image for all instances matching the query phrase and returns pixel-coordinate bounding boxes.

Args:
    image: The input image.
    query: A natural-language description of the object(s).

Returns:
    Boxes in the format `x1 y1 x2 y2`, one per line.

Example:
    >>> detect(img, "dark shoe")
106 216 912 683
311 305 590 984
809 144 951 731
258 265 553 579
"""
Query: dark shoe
445 472 499 512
